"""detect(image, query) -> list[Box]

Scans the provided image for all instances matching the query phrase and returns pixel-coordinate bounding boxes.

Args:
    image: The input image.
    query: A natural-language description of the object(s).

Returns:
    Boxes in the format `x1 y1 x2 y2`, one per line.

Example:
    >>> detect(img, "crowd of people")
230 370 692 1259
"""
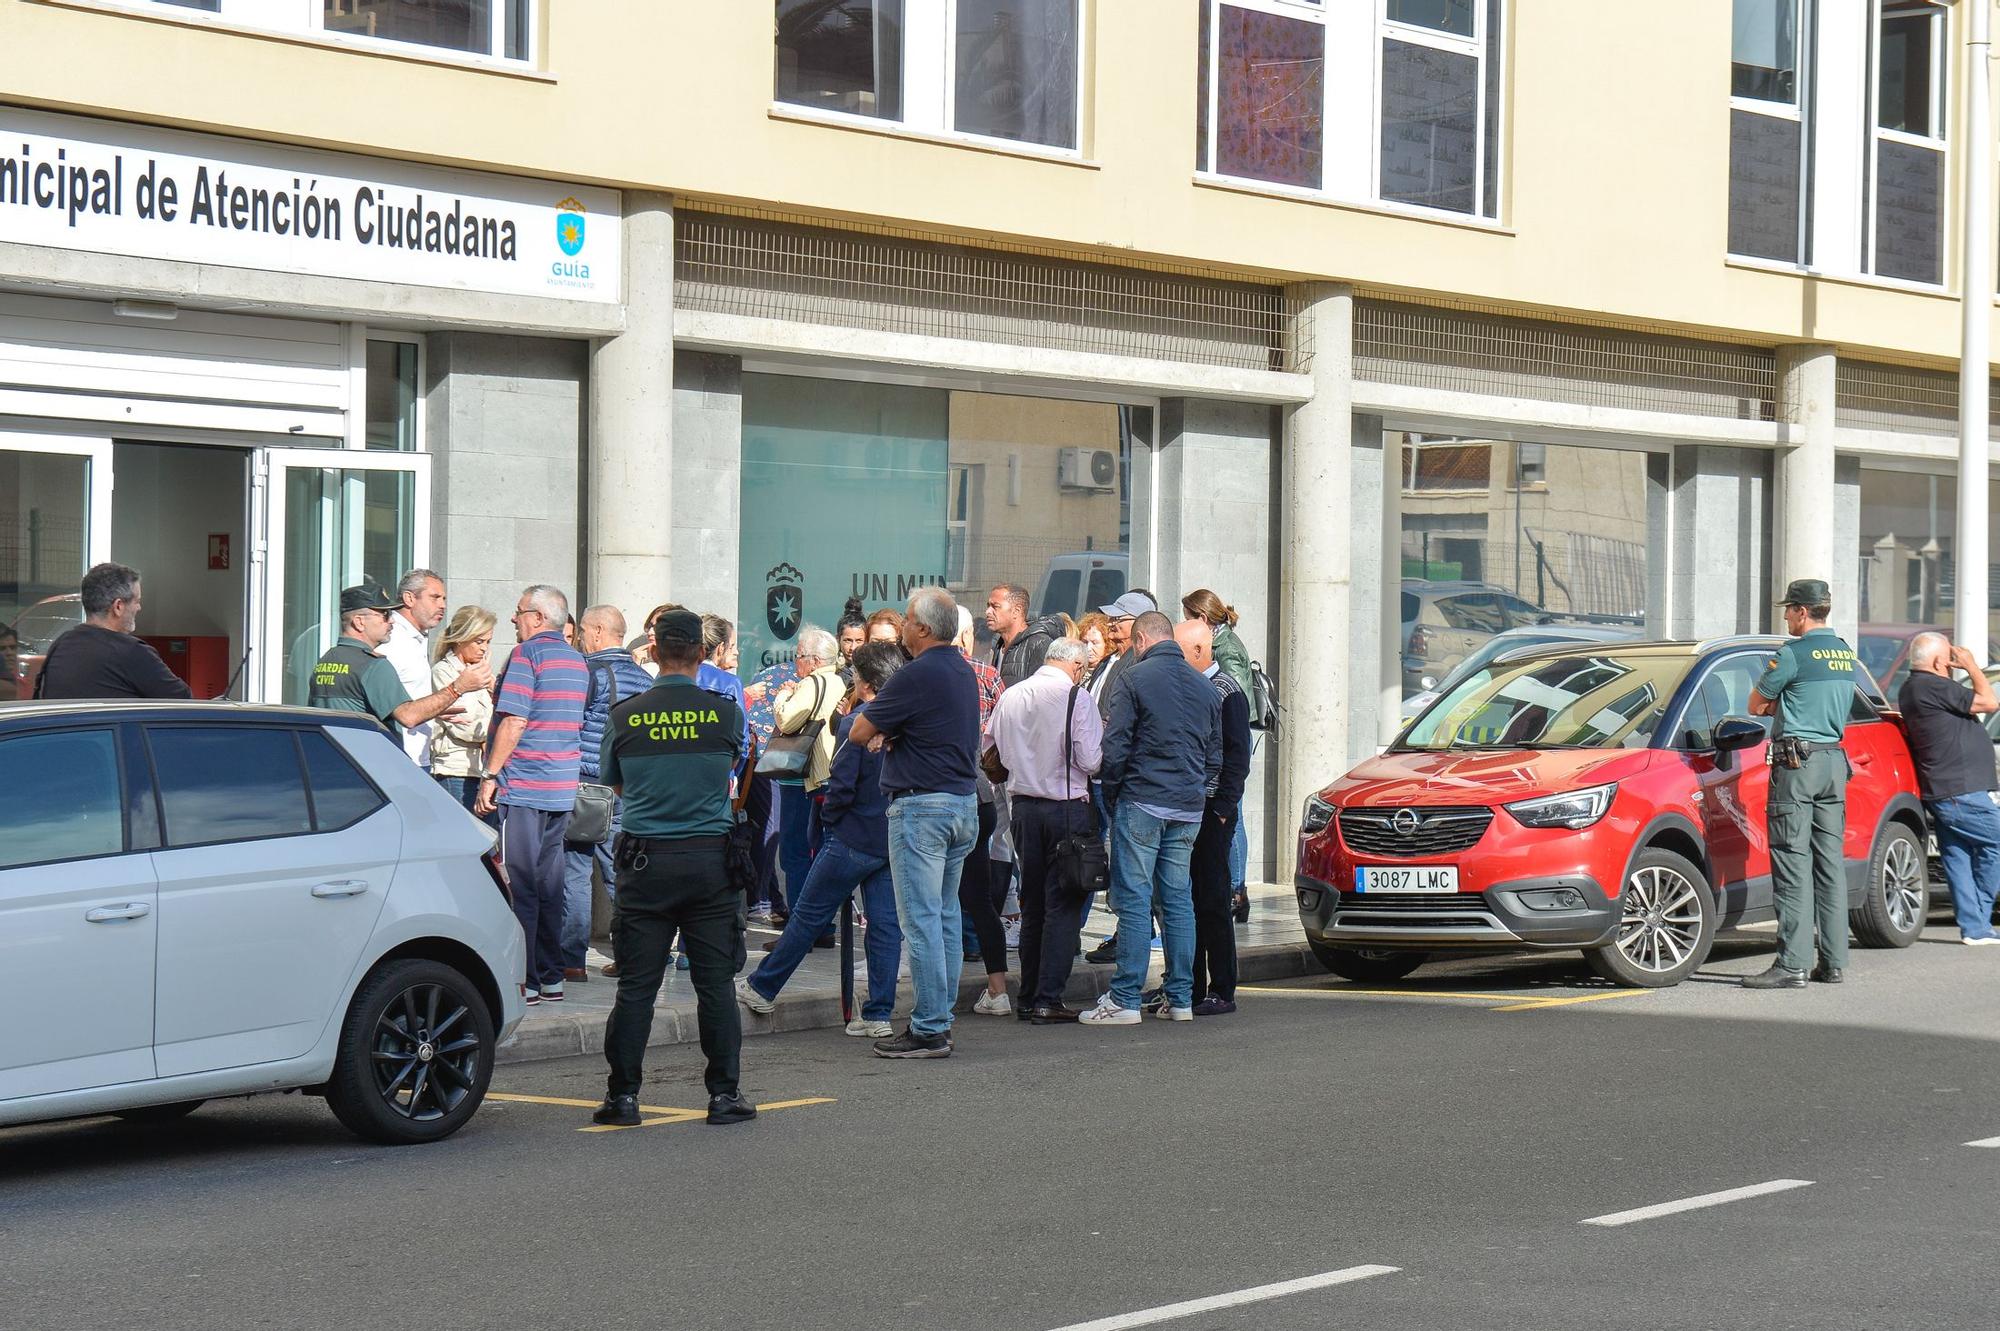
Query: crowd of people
295 568 1266 1120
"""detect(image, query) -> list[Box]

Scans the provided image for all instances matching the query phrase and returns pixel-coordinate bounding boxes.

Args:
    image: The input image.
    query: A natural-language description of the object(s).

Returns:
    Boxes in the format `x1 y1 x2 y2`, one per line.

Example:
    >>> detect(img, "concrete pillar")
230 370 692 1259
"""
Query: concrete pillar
1830 456 1862 645
1276 283 1355 881
1670 444 1773 638
1363 414 1399 749
1774 344 1839 629
587 191 675 622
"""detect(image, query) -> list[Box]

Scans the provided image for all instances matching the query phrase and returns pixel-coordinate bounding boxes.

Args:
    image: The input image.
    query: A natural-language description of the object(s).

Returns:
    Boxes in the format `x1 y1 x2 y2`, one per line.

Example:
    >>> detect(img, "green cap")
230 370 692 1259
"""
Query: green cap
1778 578 1832 607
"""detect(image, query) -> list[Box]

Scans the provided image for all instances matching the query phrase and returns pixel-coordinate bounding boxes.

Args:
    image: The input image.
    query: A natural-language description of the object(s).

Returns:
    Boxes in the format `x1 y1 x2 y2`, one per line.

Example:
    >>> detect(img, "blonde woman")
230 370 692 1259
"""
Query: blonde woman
431 605 497 823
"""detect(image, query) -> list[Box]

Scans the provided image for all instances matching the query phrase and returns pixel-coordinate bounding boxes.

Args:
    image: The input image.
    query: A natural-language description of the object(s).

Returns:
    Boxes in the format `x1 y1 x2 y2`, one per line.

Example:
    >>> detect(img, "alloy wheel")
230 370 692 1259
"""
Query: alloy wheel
1614 865 1705 974
368 982 482 1122
1882 835 1925 936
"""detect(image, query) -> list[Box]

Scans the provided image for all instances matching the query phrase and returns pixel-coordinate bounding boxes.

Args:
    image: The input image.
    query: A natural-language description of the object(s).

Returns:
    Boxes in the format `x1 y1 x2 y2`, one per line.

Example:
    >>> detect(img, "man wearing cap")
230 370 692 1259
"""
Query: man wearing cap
1744 578 1859 989
1083 590 1156 964
307 584 489 740
593 608 755 1127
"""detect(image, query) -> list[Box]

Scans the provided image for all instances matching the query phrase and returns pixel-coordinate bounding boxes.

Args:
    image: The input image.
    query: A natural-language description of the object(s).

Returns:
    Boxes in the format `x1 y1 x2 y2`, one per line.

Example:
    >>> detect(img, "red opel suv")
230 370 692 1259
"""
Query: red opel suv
1295 638 1929 988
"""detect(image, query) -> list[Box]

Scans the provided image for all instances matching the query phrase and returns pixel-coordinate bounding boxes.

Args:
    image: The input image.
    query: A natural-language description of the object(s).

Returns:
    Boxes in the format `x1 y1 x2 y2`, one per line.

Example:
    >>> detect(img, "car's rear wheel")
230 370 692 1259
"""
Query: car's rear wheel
1853 822 1926 949
325 958 495 1146
113 1100 204 1124
1308 940 1426 983
1586 849 1716 988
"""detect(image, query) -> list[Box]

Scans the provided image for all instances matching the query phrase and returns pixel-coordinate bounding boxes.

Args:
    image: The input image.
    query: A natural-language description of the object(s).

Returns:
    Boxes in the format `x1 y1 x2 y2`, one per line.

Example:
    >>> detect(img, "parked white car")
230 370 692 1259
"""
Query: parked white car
0 702 524 1144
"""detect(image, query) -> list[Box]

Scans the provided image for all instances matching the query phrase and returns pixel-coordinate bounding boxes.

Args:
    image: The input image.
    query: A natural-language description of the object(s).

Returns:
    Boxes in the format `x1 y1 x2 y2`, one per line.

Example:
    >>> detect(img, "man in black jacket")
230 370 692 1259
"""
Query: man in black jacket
34 562 191 700
1175 619 1251 1015
985 583 1063 687
1081 610 1220 1026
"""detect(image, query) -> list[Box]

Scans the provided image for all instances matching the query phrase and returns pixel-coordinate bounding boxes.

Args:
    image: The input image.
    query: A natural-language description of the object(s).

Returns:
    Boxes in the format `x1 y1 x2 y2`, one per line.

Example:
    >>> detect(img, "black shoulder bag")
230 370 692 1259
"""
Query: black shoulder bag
1048 685 1109 904
566 663 619 846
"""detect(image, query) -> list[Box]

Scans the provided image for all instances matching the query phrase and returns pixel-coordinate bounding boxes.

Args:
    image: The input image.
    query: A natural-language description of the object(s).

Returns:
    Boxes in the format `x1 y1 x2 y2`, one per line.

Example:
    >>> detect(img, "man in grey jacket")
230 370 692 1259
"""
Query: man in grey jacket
1080 611 1220 1026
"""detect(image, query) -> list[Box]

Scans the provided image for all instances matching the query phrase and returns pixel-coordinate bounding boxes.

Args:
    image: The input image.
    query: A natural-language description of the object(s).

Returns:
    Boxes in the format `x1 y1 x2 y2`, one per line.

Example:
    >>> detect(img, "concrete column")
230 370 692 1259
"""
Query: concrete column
1362 414 1399 749
1276 283 1355 881
1774 344 1839 628
1670 444 1774 638
587 191 675 622
1830 456 1862 646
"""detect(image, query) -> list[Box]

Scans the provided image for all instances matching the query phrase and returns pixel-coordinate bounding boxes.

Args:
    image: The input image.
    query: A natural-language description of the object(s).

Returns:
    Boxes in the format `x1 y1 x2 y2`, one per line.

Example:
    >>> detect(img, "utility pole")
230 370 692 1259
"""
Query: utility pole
1957 0 1994 654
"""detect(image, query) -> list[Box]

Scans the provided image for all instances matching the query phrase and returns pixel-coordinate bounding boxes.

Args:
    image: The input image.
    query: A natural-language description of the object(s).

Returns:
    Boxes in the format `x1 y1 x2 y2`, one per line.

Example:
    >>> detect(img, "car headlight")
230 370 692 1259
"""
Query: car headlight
1504 782 1617 830
1301 795 1336 836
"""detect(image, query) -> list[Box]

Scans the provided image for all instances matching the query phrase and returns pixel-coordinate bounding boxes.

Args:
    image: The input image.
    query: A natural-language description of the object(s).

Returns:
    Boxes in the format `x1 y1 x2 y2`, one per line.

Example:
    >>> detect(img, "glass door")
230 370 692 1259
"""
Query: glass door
260 449 430 705
0 432 111 701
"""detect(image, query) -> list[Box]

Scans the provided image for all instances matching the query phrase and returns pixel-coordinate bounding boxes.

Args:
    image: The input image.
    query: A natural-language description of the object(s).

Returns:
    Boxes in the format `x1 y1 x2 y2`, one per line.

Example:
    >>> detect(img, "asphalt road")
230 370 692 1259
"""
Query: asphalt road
5 922 1999 1331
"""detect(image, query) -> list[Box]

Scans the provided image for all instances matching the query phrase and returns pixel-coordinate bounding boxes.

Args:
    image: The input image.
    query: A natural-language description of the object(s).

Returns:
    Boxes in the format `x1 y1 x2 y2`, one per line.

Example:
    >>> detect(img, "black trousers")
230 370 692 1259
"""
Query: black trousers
603 836 741 1099
960 798 1010 973
744 772 780 909
1012 796 1096 1009
1191 803 1238 1003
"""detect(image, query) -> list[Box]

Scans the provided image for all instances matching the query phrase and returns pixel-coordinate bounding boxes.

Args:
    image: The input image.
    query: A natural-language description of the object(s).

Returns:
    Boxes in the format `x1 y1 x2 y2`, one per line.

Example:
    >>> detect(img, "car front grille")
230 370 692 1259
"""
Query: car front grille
1333 892 1483 911
1338 807 1493 857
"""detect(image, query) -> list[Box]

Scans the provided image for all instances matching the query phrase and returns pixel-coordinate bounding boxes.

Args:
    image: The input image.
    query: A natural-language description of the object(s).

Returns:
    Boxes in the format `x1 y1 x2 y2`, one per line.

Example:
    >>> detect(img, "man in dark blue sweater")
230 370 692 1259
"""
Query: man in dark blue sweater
736 642 906 1036
1086 611 1221 1026
1175 619 1252 1015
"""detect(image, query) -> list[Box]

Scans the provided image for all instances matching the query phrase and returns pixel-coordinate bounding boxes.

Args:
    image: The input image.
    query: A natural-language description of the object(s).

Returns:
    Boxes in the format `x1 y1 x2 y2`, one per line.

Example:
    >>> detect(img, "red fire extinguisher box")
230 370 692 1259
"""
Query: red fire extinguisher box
142 635 231 700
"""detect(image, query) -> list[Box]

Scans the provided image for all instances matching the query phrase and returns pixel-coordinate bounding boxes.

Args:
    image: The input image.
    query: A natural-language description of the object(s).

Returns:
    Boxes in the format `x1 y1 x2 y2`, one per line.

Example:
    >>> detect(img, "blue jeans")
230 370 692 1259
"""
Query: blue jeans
1110 804 1199 1010
561 806 621 969
1229 810 1248 893
435 774 498 828
778 781 813 914
747 831 902 1021
886 792 978 1037
1929 792 2000 940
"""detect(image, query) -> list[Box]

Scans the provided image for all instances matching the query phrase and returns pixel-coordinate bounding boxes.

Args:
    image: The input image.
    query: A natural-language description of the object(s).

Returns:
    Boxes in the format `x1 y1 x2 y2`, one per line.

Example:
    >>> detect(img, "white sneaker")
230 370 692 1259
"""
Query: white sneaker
585 946 616 970
735 976 776 1014
845 1017 894 1037
539 982 564 1002
1154 1004 1193 1022
973 990 1013 1017
1965 935 2000 946
1076 995 1140 1026
1003 915 1023 950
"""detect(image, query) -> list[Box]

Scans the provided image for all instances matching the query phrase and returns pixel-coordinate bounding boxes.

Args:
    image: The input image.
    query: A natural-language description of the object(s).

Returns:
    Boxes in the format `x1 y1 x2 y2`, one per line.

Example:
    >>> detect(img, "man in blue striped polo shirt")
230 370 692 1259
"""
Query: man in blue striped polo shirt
478 583 589 1003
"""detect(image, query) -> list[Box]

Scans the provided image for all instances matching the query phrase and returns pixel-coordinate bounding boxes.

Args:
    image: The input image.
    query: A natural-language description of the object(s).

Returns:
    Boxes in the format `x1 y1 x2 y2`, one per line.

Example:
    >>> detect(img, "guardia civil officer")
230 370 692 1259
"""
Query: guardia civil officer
593 608 756 1128
307 584 488 740
1744 578 1858 989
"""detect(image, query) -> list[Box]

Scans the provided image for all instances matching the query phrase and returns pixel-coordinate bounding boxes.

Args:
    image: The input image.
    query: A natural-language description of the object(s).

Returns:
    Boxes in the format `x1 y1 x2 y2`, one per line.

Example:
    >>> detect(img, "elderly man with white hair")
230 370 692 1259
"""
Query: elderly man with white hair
1896 631 2000 945
846 586 984 1058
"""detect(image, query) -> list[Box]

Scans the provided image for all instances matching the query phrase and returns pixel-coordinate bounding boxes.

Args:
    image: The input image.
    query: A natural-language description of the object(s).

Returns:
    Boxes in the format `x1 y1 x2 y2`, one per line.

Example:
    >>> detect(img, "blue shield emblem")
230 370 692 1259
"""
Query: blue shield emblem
557 211 586 257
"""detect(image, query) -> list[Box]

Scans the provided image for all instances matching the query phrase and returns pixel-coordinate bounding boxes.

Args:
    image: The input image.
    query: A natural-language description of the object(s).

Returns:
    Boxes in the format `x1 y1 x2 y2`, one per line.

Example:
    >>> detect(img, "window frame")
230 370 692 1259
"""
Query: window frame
356 329 426 453
1726 0 1812 267
774 0 1090 159
1863 0 1949 286
110 0 538 71
0 724 133 871
141 723 324 852
1194 0 1506 222
1730 0 1804 108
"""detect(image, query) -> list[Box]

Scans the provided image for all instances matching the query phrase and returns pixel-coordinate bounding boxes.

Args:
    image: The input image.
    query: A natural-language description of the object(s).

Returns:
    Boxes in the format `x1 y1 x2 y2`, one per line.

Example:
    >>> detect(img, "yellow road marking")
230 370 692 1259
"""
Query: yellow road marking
486 1090 837 1132
1239 983 1651 1013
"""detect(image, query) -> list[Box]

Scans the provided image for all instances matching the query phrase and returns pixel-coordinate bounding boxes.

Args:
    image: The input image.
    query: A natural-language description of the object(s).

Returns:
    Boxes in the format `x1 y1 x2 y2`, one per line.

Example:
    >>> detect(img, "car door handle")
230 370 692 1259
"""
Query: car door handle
85 903 152 923
311 880 370 898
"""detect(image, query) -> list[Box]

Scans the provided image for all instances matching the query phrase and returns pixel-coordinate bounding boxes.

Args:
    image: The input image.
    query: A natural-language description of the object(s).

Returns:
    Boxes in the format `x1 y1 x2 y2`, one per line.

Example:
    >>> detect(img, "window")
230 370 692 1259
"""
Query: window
1868 2 1948 285
954 0 1080 149
1732 0 1798 103
1512 441 1546 488
1728 0 1807 263
1196 0 1504 218
148 726 313 847
777 0 905 121
323 1 529 61
1403 439 1491 491
300 730 388 831
365 340 419 451
774 1 1084 151
1676 654 1767 749
0 729 123 869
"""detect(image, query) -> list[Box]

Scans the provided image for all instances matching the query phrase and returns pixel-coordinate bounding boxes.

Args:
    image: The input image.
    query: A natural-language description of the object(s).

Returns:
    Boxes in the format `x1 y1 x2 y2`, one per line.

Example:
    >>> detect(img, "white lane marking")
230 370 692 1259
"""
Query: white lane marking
1043 1265 1399 1331
1581 1178 1812 1227
1966 1136 2000 1148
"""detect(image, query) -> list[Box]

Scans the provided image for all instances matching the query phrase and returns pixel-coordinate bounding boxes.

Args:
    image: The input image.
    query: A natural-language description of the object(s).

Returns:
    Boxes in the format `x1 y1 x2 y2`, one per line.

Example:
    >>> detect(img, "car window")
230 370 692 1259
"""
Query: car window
1437 594 1504 633
1401 592 1420 623
1848 687 1880 724
0 728 124 869
148 726 313 848
300 730 388 831
1042 569 1080 621
1402 652 1686 750
1084 567 1125 611
1495 593 1542 627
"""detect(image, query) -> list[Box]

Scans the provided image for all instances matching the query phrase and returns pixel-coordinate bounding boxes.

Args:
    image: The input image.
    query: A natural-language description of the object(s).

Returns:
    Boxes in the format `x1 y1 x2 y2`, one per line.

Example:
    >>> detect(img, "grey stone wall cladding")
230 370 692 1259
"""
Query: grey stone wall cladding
1670 443 1773 639
669 351 745 623
1155 397 1280 883
427 332 587 645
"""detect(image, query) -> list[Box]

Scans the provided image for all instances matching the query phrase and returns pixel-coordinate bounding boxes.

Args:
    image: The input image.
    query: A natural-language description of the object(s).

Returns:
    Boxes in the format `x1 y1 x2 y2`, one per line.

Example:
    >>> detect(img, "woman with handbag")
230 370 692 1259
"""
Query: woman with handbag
430 605 498 826
768 627 844 939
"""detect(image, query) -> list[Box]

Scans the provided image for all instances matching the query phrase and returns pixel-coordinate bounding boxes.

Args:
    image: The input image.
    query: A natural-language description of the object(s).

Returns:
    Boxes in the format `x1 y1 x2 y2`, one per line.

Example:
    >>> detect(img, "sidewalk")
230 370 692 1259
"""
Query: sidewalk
497 883 1316 1064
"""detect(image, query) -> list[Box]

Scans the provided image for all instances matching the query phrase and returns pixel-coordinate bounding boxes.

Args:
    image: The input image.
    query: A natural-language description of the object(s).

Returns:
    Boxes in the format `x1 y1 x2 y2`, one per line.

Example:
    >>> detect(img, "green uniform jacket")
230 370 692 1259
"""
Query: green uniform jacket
307 637 410 736
602 675 747 838
1754 627 1858 744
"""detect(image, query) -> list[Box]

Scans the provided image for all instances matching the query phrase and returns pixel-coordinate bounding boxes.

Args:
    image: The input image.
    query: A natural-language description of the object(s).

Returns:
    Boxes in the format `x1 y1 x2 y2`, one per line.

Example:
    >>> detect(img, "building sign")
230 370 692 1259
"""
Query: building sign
0 108 620 304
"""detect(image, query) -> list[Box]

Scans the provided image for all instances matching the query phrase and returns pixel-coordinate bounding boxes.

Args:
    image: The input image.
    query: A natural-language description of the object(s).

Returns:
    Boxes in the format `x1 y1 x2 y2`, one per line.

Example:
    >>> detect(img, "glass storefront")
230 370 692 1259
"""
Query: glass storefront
1855 465 2000 694
738 374 1143 678
278 466 418 704
1 449 93 701
1396 432 1666 705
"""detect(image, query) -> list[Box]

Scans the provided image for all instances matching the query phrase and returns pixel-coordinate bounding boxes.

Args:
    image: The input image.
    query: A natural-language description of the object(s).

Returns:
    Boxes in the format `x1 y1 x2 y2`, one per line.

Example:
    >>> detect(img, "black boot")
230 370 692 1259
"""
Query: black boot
1742 964 1807 990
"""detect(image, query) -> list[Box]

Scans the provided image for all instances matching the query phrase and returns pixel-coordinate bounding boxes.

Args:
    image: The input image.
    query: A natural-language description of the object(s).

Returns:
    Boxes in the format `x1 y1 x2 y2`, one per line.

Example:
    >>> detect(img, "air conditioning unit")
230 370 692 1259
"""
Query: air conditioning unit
1057 447 1117 492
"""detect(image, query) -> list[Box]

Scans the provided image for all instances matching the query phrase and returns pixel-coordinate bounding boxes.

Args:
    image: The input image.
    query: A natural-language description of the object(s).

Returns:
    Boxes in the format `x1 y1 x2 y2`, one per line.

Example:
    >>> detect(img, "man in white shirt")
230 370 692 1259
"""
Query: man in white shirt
379 568 449 767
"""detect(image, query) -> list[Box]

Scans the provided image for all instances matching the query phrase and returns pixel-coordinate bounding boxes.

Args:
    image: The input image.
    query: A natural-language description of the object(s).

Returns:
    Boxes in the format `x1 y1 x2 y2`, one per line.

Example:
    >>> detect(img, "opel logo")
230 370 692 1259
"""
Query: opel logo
1391 808 1422 836
416 1041 436 1063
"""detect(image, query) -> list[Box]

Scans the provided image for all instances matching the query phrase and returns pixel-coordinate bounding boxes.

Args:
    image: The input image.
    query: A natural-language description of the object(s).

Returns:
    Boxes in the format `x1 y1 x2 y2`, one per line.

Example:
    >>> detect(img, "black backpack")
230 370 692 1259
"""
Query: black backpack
1247 659 1281 732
